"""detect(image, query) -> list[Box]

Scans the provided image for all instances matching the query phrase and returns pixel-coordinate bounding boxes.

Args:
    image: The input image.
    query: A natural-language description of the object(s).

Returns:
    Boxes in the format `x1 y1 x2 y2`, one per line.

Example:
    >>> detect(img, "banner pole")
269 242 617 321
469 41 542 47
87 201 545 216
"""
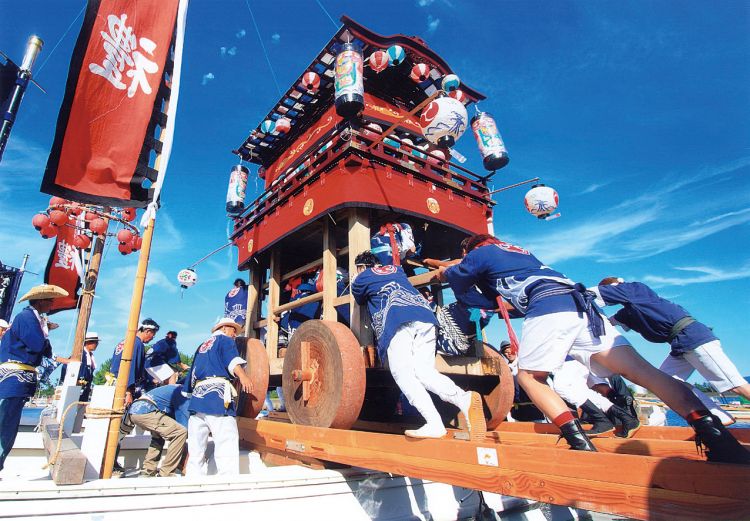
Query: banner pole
100 214 156 478
71 215 108 361
0 35 43 162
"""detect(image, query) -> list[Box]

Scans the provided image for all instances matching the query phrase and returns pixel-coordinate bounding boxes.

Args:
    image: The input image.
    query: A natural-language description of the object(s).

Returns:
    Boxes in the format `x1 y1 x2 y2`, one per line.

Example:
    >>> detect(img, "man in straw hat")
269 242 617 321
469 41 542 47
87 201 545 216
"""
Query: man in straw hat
184 317 252 476
0 284 68 474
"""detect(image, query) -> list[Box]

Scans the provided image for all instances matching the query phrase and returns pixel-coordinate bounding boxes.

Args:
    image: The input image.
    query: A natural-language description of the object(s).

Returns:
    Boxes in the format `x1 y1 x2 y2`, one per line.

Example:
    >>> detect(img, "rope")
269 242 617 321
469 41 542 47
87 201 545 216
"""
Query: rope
35 2 86 77
43 401 124 468
244 0 282 96
315 0 339 30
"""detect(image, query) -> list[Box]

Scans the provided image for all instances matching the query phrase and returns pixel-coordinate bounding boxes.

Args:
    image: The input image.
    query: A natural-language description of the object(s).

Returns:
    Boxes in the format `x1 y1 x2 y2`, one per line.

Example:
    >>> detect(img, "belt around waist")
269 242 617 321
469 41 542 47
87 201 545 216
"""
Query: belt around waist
1 361 36 372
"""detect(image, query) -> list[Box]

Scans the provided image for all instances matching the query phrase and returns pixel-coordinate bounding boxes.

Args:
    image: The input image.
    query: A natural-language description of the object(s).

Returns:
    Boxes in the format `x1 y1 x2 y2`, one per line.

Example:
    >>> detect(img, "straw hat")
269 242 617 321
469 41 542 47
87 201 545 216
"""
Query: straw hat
212 317 242 334
18 284 68 302
84 331 100 342
0 319 9 329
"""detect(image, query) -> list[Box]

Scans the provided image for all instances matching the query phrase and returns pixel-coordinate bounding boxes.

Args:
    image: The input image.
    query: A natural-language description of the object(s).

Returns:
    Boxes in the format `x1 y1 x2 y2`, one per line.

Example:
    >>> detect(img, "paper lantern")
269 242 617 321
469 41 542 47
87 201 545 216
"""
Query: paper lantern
301 71 320 92
471 111 509 171
49 196 66 208
73 234 91 249
410 63 431 83
261 119 275 134
118 242 133 255
387 45 405 66
368 50 389 73
117 229 134 244
121 208 136 221
177 268 198 289
89 218 107 235
448 89 467 104
275 117 291 134
524 184 559 219
32 213 50 230
419 96 469 148
40 225 57 239
49 210 68 226
441 74 460 92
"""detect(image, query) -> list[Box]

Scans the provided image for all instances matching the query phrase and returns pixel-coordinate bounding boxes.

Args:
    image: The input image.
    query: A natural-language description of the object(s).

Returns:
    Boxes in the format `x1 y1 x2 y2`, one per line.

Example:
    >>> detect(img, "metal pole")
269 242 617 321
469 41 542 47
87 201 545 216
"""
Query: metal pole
0 36 43 162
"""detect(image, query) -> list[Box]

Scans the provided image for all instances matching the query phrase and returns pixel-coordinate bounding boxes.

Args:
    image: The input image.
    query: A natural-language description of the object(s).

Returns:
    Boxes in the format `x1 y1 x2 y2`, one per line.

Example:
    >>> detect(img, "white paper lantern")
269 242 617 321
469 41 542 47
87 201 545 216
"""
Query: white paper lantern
177 268 198 289
524 184 559 219
419 96 469 148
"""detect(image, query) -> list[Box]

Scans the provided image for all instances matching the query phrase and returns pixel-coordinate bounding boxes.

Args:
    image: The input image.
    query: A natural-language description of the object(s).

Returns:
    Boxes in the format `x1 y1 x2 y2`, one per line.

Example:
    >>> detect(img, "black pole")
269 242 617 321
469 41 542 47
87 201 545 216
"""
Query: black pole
0 36 43 162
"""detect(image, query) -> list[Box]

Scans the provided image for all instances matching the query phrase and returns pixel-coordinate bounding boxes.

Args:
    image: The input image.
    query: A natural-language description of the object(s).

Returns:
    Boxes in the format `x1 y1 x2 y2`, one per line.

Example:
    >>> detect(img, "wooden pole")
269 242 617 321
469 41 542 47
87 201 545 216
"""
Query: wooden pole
265 251 281 360
321 217 336 321
100 216 156 479
365 91 440 150
347 209 370 346
70 215 109 361
244 267 261 339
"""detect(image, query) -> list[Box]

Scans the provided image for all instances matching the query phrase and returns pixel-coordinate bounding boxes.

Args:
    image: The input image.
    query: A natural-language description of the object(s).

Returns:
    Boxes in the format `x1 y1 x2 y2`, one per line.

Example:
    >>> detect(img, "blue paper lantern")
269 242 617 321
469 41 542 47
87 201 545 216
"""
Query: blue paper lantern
387 45 405 66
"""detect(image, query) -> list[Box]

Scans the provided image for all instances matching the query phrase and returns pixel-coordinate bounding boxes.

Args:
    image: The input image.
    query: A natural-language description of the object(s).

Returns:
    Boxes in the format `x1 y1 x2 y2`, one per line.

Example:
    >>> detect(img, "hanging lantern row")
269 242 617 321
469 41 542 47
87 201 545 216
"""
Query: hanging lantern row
31 197 142 255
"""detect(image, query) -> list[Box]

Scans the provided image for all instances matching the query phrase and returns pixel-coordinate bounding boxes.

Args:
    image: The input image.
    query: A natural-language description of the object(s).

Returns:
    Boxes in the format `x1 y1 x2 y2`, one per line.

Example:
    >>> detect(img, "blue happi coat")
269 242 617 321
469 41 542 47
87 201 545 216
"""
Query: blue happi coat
444 242 578 318
352 265 437 360
110 337 147 390
0 307 50 398
224 286 248 326
185 333 245 416
597 282 716 354
146 337 181 368
129 383 191 427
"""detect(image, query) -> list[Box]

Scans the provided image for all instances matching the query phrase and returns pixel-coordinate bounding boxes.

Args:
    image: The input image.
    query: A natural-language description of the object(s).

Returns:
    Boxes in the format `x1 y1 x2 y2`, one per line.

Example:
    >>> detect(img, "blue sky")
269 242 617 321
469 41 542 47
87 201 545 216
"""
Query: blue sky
1 1 748 381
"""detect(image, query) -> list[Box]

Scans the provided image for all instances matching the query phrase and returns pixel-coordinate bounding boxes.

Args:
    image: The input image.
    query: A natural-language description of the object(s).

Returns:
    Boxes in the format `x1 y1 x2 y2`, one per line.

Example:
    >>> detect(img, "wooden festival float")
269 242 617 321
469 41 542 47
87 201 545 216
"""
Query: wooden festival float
226 17 750 521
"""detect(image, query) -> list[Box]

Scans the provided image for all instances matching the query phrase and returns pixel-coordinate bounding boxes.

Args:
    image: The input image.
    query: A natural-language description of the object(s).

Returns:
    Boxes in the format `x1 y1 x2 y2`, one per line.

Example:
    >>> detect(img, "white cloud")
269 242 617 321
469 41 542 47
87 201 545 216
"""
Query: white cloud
427 15 440 34
236 29 246 39
201 72 215 86
417 0 436 6
579 182 606 195
643 264 750 288
227 46 237 56
689 207 750 227
271 33 281 44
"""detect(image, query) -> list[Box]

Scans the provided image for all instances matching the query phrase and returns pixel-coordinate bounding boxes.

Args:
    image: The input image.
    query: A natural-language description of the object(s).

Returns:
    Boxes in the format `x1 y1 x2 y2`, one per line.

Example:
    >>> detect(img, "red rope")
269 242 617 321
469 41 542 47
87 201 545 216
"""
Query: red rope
382 223 401 266
496 296 520 356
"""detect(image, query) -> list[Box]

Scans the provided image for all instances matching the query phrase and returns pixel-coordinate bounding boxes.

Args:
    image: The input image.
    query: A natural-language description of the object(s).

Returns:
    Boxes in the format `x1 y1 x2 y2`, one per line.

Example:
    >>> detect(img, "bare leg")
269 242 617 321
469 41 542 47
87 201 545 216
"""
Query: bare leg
591 345 705 417
517 369 569 419
731 384 750 401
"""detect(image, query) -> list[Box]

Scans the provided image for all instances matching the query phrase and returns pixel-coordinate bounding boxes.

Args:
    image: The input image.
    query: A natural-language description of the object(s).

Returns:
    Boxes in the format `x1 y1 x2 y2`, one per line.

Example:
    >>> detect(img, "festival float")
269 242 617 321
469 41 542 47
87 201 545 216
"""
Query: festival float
1 6 748 521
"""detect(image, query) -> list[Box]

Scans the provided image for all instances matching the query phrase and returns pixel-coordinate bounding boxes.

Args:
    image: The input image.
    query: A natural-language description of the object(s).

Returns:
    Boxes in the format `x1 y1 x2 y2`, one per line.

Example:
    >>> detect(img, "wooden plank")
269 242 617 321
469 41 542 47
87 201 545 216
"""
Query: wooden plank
244 266 261 338
41 417 86 485
321 218 337 320
265 250 281 360
495 422 750 444
260 246 350 290
238 418 750 521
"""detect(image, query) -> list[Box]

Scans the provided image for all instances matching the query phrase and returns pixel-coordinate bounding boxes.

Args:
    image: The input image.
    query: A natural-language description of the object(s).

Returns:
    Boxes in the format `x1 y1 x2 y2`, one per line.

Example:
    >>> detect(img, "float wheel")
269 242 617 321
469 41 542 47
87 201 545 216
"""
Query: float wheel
235 337 269 418
282 320 366 429
481 345 515 429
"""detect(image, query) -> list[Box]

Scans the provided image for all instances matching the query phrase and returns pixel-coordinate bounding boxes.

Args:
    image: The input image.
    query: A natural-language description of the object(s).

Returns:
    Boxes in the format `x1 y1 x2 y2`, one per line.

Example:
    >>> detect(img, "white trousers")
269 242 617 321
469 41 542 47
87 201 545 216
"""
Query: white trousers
186 413 239 476
388 321 466 426
553 359 613 411
659 340 745 423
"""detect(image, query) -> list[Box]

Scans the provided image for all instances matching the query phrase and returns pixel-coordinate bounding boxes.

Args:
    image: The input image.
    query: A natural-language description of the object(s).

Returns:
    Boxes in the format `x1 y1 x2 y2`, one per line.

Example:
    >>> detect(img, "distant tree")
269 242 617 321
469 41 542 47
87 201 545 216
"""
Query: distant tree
179 351 193 367
93 358 112 385
695 382 714 393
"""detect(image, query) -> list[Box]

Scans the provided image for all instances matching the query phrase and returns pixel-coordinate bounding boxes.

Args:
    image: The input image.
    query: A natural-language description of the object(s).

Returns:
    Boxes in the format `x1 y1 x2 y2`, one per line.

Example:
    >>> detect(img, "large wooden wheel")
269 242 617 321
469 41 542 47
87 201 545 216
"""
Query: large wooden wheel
481 345 515 429
235 337 269 418
282 320 366 429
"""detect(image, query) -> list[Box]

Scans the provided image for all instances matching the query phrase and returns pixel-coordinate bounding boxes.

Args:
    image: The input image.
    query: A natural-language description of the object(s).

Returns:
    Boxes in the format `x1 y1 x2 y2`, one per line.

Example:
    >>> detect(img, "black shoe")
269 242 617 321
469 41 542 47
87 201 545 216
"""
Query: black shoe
559 419 598 451
607 404 641 438
579 400 615 437
690 414 750 465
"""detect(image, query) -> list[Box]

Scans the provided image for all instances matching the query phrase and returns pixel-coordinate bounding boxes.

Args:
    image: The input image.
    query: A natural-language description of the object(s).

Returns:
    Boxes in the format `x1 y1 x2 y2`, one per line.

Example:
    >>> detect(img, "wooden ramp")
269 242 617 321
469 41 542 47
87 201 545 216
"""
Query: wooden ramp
238 418 750 521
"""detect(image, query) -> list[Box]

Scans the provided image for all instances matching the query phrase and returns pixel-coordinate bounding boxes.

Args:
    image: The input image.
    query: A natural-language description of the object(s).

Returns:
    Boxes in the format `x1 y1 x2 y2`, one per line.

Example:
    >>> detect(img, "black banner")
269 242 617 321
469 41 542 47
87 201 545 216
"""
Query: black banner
0 55 19 115
0 262 23 322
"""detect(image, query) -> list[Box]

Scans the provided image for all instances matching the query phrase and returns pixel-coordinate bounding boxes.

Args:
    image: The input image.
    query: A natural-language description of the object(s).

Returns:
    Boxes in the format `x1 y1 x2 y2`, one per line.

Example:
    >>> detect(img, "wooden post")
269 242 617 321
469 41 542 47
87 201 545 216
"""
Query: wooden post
265 250 281 360
100 216 156 479
71 218 108 360
244 266 261 339
347 209 371 345
321 217 336 321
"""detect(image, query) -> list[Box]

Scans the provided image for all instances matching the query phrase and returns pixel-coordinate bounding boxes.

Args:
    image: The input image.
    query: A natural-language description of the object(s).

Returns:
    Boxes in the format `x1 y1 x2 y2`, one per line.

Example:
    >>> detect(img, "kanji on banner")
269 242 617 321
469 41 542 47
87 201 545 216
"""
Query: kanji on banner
41 0 181 208
44 224 82 314
0 262 23 322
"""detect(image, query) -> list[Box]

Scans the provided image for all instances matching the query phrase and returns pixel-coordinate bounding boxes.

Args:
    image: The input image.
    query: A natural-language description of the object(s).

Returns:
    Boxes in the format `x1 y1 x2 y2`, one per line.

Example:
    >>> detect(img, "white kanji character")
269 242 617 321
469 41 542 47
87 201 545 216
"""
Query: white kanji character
126 37 158 98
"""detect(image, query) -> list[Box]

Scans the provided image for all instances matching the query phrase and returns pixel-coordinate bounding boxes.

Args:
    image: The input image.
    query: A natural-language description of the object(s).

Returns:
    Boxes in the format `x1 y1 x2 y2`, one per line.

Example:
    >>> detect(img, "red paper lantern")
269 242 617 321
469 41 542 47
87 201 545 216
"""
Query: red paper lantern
49 210 68 226
32 213 50 230
117 229 134 244
90 218 107 235
40 225 57 239
410 63 431 83
121 208 136 222
68 204 82 216
131 235 142 251
448 89 467 104
369 51 389 73
73 234 91 249
301 71 320 92
49 196 66 208
275 117 291 134
118 242 133 255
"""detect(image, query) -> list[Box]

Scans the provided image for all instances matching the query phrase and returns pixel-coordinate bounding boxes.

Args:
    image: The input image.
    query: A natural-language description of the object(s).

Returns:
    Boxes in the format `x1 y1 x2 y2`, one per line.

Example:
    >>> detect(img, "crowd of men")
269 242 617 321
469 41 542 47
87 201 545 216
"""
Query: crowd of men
1 229 749 479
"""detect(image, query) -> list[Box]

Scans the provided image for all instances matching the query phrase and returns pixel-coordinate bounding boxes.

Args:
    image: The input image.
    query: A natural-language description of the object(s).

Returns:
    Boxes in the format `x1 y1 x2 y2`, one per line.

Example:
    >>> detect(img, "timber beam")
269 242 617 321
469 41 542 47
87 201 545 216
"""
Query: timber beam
238 418 750 521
